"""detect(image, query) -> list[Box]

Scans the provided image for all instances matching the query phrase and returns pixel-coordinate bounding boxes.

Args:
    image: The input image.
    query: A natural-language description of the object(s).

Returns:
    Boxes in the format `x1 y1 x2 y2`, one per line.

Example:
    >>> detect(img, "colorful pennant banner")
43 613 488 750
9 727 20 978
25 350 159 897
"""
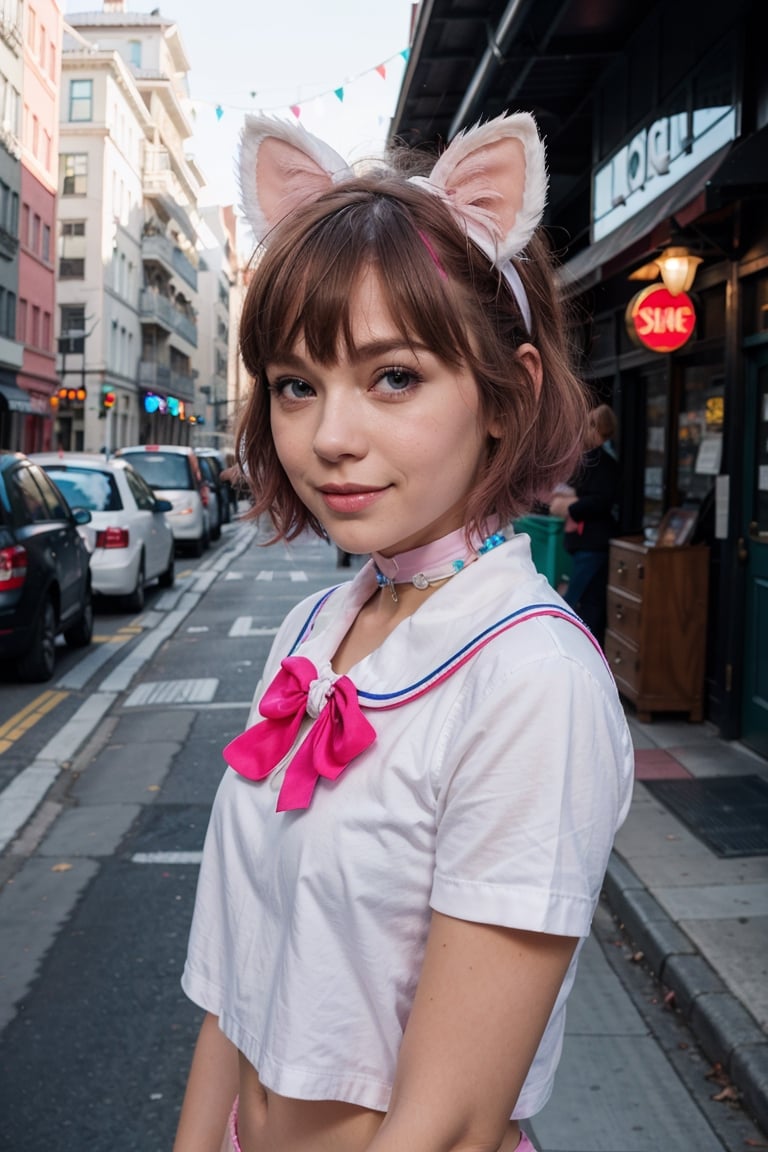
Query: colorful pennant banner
199 47 410 121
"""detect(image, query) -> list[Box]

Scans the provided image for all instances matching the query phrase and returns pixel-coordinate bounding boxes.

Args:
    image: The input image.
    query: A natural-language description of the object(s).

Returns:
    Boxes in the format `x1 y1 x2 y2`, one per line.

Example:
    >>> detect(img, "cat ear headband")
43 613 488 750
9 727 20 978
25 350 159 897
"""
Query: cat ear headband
239 111 547 334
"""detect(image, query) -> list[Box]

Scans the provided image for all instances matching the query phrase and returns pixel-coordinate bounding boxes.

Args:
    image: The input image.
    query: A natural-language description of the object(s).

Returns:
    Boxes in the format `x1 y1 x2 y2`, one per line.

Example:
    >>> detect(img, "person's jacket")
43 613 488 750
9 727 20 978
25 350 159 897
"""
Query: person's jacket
563 447 619 554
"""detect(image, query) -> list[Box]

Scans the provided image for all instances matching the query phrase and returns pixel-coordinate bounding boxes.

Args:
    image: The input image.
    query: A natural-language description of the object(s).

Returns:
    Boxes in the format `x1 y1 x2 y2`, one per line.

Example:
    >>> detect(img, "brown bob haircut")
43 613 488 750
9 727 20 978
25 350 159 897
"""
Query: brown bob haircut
237 170 589 542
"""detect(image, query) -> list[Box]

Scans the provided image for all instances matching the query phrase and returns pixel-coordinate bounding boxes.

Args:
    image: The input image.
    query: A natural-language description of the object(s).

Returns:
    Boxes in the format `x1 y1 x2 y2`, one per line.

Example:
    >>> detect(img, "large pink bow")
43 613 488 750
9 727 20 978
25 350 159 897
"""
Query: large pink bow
223 656 377 811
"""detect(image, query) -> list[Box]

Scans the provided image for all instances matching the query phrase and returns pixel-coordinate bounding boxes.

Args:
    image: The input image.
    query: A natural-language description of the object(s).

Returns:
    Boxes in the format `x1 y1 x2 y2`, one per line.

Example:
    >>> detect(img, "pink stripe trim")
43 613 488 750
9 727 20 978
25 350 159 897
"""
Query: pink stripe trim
375 608 605 711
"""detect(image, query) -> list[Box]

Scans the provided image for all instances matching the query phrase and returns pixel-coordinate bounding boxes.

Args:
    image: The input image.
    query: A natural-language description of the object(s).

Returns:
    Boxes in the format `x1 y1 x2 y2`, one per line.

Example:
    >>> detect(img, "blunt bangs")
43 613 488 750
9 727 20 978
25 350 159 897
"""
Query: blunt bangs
243 181 474 371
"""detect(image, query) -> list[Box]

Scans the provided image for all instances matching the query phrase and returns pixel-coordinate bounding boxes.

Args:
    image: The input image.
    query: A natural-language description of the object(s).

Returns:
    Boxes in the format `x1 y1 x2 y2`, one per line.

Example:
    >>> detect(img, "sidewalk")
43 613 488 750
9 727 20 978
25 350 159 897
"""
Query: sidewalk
604 709 768 1135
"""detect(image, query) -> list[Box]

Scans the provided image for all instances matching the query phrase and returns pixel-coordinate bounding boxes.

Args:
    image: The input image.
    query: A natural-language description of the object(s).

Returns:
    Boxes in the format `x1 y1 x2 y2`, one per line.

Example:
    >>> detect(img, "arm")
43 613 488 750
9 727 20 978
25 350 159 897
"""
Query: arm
367 913 577 1152
173 1012 239 1152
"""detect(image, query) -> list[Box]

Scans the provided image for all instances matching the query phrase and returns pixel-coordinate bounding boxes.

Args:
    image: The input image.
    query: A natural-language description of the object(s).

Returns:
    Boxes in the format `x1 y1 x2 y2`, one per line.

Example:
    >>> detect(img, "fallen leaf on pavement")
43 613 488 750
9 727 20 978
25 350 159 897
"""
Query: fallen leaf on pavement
51 862 72 872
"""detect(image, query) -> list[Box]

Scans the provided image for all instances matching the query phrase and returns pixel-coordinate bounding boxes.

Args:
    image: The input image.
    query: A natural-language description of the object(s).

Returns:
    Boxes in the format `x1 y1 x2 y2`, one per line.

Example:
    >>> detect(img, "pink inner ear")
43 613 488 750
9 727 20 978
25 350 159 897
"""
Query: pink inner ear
443 138 526 235
257 137 336 230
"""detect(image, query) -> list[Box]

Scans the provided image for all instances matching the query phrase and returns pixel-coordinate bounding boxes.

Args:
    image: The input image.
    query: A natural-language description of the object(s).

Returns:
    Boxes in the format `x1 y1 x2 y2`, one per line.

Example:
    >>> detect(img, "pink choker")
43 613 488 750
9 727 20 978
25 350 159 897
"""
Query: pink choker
372 522 505 602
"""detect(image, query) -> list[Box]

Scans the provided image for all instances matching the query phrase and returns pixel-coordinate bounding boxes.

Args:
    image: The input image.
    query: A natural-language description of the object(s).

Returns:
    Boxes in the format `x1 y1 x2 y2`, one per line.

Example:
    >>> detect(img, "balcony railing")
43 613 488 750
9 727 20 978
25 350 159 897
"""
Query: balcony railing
139 360 195 403
139 289 198 348
142 232 198 291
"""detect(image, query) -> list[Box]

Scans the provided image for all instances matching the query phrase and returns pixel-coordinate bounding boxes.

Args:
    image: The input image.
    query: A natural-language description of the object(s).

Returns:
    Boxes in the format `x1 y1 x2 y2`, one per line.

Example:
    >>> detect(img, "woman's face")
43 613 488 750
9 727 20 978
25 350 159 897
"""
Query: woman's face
265 268 494 557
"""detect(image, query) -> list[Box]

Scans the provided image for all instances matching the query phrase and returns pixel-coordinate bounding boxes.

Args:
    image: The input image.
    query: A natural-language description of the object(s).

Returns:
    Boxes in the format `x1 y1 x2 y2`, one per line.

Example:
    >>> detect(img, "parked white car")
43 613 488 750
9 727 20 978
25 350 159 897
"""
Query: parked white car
115 444 210 556
32 453 175 612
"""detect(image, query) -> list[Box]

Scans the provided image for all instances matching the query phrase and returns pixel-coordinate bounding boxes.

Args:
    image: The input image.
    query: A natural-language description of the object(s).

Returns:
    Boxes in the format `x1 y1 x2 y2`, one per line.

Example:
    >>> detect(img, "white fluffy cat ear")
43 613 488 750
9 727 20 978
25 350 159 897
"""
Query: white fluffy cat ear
239 115 354 244
423 112 547 262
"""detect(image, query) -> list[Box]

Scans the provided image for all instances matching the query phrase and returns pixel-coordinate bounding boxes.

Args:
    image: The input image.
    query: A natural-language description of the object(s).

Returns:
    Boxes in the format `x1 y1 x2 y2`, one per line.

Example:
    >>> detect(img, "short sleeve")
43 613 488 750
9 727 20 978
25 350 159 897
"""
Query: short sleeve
430 623 633 938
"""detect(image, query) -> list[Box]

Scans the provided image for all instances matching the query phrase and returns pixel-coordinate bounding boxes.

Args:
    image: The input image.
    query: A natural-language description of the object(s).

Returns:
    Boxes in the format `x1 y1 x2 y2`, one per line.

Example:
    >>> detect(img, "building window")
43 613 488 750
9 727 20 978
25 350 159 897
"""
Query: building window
59 220 86 278
60 304 85 352
60 153 88 196
17 297 27 343
0 291 16 340
42 223 50 262
27 5 35 47
31 305 40 347
69 79 93 123
31 213 40 254
128 39 142 67
42 310 51 351
21 201 29 246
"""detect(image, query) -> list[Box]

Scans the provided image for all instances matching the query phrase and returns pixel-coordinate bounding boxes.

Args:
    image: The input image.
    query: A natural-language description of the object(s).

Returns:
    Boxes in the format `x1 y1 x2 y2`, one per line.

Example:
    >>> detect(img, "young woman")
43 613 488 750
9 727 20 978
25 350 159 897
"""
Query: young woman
174 113 634 1152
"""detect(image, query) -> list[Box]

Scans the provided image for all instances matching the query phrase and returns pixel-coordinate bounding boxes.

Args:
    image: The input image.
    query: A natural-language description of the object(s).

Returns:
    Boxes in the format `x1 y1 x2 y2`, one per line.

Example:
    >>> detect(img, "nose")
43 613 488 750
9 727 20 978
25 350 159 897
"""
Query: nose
312 390 368 462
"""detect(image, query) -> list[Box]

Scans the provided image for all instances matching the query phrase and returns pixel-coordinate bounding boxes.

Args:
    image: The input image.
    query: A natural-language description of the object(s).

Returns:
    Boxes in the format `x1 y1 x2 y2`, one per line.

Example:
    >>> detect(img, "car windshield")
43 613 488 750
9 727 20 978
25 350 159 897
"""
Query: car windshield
43 467 122 512
121 452 192 490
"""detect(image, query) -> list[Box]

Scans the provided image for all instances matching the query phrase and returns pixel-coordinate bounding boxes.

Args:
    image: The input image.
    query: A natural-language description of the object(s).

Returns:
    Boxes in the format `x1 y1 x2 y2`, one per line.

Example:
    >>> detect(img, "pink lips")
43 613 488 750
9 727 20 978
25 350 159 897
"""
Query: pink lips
318 485 388 514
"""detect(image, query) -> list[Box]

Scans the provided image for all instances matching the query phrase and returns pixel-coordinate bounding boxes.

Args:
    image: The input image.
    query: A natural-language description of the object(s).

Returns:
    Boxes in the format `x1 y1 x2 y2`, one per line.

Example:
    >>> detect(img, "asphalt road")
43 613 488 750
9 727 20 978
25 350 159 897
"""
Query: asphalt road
0 518 764 1151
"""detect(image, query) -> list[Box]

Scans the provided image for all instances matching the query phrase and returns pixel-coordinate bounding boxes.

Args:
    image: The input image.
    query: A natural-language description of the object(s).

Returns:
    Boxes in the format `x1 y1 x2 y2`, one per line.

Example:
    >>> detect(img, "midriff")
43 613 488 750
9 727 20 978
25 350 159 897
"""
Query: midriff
236 1055 384 1152
236 1055 524 1152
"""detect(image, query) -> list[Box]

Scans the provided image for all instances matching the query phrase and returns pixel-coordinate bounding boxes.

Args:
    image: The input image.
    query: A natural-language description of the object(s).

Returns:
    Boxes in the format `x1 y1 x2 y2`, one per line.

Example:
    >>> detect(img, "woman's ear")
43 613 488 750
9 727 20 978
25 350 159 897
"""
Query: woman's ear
487 344 542 439
515 342 543 401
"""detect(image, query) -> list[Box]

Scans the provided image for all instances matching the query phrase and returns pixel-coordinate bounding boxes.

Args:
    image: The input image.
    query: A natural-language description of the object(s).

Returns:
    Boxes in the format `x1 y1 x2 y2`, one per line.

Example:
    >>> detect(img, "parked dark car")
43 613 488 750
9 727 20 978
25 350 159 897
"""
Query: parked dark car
0 451 94 681
196 448 234 523
196 453 223 539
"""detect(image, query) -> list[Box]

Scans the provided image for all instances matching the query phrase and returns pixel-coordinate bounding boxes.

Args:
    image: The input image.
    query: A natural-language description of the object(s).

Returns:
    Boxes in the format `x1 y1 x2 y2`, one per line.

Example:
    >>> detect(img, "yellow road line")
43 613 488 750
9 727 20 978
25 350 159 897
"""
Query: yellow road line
0 689 69 754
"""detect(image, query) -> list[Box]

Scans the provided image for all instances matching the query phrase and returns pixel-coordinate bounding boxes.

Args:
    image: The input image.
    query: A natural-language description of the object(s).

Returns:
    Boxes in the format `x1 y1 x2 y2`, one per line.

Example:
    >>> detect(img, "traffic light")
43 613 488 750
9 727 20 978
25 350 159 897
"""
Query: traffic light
57 385 86 403
102 387 116 411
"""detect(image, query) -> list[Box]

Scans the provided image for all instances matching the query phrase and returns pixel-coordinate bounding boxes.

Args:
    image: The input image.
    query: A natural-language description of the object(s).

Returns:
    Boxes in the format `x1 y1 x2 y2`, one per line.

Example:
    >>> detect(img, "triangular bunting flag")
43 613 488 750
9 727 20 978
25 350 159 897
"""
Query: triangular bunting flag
334 87 344 102
215 104 224 121
375 64 386 79
400 48 410 62
290 104 301 119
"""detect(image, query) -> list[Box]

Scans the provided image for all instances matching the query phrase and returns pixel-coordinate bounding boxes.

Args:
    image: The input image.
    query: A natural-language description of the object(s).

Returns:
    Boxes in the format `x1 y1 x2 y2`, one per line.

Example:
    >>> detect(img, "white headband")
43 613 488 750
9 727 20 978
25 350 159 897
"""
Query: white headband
239 112 547 336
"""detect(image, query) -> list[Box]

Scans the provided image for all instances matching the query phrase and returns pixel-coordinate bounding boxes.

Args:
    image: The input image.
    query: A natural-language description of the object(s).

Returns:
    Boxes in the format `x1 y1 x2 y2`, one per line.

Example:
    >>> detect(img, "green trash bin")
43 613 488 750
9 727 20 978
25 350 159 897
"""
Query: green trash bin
513 514 572 589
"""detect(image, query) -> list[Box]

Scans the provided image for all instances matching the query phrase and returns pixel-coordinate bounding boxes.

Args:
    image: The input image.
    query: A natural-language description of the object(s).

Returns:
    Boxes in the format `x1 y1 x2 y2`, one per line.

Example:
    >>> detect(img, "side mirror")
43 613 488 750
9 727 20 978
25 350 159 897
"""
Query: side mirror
72 508 92 525
154 499 173 513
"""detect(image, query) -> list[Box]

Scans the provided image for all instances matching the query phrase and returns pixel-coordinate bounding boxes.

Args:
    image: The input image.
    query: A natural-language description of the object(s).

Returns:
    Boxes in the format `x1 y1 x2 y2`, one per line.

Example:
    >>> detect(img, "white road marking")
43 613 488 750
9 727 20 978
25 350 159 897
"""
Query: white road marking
132 851 203 865
289 571 308 582
124 679 219 707
0 693 117 853
224 572 243 580
256 570 274 581
187 626 209 633
229 617 279 638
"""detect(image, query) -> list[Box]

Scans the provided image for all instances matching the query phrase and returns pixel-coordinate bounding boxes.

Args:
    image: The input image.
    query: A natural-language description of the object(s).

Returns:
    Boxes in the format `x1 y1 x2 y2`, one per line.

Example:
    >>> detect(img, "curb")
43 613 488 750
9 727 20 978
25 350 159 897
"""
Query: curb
603 852 768 1137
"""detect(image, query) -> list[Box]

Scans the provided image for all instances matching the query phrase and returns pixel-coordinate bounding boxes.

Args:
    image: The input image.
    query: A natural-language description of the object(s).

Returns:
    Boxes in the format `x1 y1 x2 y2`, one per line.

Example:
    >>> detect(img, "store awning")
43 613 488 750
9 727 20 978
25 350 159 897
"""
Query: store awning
708 125 768 198
0 381 34 414
559 143 733 292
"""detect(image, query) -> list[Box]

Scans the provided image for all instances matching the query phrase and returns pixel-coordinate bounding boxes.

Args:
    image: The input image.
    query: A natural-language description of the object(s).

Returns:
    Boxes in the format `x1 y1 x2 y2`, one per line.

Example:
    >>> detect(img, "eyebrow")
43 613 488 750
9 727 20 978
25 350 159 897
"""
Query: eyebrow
266 340 432 370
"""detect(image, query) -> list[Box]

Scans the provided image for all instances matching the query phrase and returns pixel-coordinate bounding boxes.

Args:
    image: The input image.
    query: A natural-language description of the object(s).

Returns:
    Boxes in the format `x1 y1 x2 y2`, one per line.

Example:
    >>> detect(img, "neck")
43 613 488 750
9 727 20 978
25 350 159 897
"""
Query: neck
371 520 504 602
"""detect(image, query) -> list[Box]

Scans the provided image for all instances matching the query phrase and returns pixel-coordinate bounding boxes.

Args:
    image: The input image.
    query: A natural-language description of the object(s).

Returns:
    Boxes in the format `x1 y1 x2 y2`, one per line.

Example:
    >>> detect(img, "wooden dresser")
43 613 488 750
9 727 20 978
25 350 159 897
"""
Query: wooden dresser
605 536 709 722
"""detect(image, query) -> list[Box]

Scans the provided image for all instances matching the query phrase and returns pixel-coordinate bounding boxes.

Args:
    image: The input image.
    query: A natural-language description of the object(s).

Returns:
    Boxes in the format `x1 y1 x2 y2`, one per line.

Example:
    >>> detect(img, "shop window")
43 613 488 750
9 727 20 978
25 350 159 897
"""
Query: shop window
644 370 668 528
129 39 142 67
677 367 724 507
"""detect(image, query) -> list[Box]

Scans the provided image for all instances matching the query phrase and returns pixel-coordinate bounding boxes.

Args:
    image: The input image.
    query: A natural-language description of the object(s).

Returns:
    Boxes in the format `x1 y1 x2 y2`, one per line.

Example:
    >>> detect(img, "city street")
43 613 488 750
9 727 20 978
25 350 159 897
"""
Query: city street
0 517 765 1152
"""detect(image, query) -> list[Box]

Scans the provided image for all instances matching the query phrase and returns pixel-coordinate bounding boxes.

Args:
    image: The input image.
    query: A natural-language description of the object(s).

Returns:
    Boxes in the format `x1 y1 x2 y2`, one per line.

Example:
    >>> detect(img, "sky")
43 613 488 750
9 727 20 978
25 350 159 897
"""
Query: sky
63 0 416 229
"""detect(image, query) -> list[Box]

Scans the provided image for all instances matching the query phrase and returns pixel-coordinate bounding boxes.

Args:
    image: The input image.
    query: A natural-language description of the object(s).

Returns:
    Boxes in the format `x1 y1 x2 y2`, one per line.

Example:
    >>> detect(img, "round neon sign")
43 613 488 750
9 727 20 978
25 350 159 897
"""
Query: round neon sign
625 285 696 353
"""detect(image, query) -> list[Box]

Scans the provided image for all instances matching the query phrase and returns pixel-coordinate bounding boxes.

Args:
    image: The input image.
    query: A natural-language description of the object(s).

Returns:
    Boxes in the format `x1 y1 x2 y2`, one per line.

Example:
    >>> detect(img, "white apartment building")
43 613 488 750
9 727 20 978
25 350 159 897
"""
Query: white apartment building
57 2 214 451
196 203 239 449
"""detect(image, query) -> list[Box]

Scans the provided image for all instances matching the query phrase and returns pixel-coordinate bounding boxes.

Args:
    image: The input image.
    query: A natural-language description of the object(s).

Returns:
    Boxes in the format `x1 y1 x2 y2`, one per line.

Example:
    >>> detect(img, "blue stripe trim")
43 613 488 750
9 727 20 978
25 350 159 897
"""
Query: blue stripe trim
357 603 583 702
287 586 341 655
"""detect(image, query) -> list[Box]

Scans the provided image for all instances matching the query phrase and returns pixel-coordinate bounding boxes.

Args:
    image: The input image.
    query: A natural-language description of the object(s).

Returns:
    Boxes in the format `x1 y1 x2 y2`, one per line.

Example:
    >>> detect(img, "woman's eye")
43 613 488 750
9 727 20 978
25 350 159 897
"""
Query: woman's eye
271 377 314 400
374 367 418 394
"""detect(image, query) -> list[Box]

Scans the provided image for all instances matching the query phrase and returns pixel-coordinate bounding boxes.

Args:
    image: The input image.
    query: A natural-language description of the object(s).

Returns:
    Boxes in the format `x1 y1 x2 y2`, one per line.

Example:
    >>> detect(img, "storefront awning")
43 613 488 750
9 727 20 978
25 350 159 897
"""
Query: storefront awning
559 143 733 292
0 381 34 414
708 125 768 199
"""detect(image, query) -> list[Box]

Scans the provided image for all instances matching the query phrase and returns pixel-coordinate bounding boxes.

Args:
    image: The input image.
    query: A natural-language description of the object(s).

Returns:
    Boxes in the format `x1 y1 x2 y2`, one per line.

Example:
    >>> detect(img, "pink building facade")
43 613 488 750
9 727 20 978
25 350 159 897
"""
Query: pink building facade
18 0 62 451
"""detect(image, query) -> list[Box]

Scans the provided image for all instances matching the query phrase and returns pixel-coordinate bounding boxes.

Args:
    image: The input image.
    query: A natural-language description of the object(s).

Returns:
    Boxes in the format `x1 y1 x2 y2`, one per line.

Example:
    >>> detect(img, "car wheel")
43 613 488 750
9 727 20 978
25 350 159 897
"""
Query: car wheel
18 596 57 681
158 548 175 588
191 533 205 557
124 557 145 613
211 516 221 542
64 583 94 648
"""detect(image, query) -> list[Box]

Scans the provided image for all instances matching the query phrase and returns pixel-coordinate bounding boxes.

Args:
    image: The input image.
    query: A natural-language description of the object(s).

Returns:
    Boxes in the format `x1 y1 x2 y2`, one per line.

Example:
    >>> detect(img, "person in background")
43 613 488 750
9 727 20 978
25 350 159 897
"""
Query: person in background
549 403 619 647
173 113 634 1152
